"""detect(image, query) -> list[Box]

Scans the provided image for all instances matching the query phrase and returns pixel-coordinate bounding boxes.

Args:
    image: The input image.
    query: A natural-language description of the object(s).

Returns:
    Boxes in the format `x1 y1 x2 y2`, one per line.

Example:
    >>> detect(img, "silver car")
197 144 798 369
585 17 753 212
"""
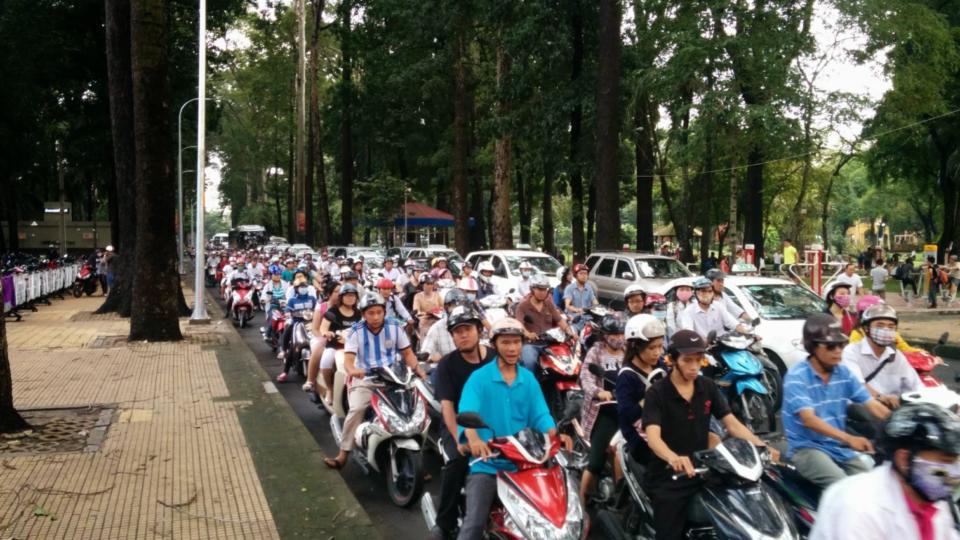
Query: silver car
584 251 692 309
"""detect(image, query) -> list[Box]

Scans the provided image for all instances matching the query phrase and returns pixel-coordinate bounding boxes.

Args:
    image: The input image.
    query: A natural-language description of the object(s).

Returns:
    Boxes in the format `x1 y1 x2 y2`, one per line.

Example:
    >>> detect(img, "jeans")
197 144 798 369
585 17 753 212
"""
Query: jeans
457 474 497 540
520 344 544 372
790 448 872 488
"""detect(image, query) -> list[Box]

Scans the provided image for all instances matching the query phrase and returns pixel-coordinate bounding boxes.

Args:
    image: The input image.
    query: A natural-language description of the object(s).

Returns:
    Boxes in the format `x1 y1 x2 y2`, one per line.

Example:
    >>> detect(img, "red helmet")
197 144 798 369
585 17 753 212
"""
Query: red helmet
376 277 395 290
645 293 667 307
573 263 589 275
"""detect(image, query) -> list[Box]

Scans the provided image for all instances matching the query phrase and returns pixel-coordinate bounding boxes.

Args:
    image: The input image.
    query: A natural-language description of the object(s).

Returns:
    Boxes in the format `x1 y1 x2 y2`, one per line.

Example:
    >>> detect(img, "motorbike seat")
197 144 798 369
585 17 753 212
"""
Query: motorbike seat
624 450 647 481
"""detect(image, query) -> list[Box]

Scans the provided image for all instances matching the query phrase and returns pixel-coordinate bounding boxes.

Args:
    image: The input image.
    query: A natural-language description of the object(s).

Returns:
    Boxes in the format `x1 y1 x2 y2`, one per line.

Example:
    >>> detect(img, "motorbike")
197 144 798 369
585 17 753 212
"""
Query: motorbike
205 262 218 287
229 279 255 328
576 305 614 361
329 362 430 508
903 331 950 388
529 326 583 423
599 437 800 540
705 326 782 435
73 263 98 297
477 293 510 328
421 412 587 540
311 329 352 417
556 363 622 479
280 308 313 379
259 297 287 352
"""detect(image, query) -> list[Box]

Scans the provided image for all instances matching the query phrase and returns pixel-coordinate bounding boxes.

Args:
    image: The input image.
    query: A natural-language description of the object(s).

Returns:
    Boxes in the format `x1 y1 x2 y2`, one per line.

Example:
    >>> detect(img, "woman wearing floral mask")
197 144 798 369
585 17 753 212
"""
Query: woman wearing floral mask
666 284 694 342
825 281 856 335
578 313 626 503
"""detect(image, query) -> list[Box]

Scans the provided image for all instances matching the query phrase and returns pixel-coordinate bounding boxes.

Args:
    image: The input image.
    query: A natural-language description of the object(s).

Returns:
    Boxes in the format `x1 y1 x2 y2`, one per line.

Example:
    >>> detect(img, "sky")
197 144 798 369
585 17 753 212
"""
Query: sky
200 3 890 214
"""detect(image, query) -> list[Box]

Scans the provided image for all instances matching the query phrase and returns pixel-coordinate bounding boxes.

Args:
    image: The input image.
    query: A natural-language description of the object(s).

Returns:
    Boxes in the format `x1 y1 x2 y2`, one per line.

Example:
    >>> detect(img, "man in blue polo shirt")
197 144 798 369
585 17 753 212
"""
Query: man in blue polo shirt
563 263 598 333
783 313 890 488
457 317 570 540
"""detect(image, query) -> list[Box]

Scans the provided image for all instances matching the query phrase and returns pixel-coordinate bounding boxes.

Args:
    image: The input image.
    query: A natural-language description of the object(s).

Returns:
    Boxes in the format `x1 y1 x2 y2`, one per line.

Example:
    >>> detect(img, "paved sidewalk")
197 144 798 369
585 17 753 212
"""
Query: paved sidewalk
1 288 374 539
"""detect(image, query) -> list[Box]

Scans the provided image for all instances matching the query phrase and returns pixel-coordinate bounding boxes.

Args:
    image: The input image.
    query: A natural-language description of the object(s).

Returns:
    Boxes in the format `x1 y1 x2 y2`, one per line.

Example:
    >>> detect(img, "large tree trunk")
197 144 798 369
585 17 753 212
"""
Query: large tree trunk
743 143 765 262
0 305 29 433
567 0 586 262
515 150 530 245
451 26 471 255
128 0 182 341
310 0 330 246
97 0 137 316
4 182 19 252
594 0 622 251
931 127 959 259
542 163 556 255
634 99 655 252
337 0 354 244
491 41 513 249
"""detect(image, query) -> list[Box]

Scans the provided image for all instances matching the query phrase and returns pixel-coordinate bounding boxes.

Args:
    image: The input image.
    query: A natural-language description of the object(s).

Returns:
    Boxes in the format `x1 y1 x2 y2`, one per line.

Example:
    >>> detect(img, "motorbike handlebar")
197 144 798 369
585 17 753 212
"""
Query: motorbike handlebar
671 467 709 481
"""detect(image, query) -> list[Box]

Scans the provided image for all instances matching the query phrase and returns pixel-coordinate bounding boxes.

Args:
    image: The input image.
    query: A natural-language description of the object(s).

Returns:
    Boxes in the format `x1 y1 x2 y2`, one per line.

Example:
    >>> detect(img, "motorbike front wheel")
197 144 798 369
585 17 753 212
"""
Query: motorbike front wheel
734 390 775 435
72 284 83 298
238 312 247 328
387 446 424 508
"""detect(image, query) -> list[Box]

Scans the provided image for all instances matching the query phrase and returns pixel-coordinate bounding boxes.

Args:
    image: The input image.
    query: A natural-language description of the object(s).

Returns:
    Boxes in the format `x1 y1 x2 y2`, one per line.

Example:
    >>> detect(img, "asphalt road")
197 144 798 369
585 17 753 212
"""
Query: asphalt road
215 292 960 540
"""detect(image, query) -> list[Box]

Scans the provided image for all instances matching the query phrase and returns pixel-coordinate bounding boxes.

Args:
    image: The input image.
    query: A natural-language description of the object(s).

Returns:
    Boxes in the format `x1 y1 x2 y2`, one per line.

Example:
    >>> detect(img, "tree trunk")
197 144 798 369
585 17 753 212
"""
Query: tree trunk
567 0 586 262
587 180 596 254
287 104 295 239
4 182 19 252
128 0 182 341
0 309 29 433
491 41 513 249
634 99 655 252
515 152 530 245
822 154 854 252
542 163 556 255
97 0 137 316
338 0 355 245
743 143 765 262
470 173 485 250
304 0 326 246
451 27 470 255
593 0 622 251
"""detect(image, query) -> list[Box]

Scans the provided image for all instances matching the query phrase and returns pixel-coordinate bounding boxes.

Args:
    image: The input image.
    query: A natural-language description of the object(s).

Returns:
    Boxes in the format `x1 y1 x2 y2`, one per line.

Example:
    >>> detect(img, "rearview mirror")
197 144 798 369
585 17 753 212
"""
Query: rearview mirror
752 317 761 327
621 272 634 281
938 332 950 346
457 412 487 430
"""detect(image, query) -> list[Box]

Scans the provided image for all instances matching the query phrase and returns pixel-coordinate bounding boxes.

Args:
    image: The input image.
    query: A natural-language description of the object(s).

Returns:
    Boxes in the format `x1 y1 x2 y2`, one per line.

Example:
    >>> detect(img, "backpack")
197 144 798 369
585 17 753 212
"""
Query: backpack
894 263 908 280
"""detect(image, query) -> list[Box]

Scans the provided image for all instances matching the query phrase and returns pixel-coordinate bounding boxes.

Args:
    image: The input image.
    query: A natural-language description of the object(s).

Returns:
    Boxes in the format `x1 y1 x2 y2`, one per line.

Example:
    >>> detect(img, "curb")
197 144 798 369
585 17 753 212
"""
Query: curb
200 286 377 539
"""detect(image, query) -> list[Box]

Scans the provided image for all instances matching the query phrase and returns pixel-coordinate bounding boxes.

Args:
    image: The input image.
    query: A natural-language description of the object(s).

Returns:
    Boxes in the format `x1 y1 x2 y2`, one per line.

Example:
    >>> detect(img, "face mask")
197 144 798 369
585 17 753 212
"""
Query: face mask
521 271 530 278
908 456 960 501
676 290 693 303
466 293 476 302
653 310 667 321
605 336 625 350
297 286 307 295
834 295 851 308
869 326 897 347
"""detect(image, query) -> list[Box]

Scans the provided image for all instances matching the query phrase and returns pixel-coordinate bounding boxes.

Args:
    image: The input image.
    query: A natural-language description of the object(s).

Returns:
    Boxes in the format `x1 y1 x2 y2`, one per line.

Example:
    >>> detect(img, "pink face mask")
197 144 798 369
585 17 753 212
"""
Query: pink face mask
676 289 693 303
834 295 851 308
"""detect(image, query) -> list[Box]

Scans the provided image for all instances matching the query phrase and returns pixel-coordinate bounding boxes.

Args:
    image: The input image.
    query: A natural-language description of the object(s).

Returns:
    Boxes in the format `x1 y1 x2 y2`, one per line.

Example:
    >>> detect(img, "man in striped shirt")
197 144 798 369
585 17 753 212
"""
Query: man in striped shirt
783 313 890 488
324 292 427 469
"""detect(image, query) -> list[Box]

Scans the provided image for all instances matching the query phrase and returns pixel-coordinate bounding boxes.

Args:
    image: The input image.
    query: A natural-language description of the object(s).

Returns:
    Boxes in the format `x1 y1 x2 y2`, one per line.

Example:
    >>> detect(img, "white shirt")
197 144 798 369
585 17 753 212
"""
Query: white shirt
870 266 889 291
811 464 960 540
345 320 411 370
836 272 865 302
380 267 402 283
718 292 745 319
421 316 456 360
841 338 922 396
678 301 740 339
516 277 531 298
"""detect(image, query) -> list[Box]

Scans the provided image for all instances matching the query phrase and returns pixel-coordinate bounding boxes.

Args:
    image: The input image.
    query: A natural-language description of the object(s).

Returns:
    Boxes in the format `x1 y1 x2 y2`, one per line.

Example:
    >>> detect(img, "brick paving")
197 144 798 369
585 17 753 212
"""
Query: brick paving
1 294 281 540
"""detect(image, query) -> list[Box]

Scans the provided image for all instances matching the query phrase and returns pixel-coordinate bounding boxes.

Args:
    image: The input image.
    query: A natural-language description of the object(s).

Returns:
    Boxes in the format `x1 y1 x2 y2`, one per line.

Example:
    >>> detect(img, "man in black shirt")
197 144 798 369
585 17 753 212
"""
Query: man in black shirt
642 329 779 540
429 306 495 540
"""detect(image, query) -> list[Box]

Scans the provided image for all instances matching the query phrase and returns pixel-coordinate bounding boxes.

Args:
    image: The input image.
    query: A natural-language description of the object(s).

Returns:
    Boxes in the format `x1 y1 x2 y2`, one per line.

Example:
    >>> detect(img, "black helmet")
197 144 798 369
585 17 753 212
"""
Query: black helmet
882 402 960 455
599 313 626 335
342 270 359 281
447 305 483 332
705 269 726 281
444 288 467 307
802 313 848 353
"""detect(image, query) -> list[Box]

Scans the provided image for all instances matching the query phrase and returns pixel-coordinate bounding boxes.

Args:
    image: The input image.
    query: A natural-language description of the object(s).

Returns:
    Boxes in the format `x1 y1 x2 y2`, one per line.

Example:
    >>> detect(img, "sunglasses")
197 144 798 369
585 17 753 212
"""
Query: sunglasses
818 342 845 351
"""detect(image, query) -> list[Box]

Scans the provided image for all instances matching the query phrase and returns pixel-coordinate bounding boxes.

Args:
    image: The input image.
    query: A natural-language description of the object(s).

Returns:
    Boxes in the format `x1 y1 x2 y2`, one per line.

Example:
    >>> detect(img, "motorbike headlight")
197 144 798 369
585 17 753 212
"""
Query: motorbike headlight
499 472 583 540
378 399 421 436
410 395 428 432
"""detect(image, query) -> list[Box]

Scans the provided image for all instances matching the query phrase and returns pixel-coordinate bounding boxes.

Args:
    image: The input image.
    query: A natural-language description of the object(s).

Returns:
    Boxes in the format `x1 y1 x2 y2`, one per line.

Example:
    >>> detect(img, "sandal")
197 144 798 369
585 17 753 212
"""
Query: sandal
324 457 345 469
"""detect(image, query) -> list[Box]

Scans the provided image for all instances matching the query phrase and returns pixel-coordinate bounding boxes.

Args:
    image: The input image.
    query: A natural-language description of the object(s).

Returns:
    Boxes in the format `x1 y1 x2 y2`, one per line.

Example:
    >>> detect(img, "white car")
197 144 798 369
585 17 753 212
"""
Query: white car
657 276 827 374
464 250 563 294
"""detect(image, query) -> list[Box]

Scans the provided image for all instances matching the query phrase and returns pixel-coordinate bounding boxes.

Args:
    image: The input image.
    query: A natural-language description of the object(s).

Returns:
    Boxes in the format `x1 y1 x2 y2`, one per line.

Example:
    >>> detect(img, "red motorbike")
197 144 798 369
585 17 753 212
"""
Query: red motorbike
230 279 255 328
904 332 950 387
421 412 587 539
534 327 582 421
72 263 97 297
259 300 287 352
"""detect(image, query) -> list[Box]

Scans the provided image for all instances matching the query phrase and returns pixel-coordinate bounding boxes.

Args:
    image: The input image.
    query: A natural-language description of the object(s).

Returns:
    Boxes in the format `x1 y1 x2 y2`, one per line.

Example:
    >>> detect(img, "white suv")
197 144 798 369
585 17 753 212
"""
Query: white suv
464 250 563 293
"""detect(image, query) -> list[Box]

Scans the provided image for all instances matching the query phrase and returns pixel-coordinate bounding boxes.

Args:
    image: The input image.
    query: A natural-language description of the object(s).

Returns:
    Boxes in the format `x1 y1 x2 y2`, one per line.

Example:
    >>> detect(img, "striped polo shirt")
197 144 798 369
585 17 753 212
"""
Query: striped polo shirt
783 359 871 462
345 320 411 371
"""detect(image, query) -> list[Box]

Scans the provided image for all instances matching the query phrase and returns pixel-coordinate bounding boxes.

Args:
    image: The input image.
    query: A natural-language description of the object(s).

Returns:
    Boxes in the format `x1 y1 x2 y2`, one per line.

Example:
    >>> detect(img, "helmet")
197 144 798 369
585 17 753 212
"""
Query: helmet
457 276 479 292
376 277 395 290
339 283 359 297
824 281 851 302
518 261 534 271
462 260 473 269
599 313 626 335
802 313 848 353
269 267 283 276
624 284 647 301
856 295 884 314
882 402 960 455
342 270 359 281
692 277 713 290
105 245 114 252
625 314 665 342
358 292 387 312
477 261 495 273
645 293 667 308
403 259 416 268
447 306 483 332
705 269 726 281
490 317 525 341
421 274 436 284
861 303 898 326
529 274 550 290
573 263 589 275
444 288 467 306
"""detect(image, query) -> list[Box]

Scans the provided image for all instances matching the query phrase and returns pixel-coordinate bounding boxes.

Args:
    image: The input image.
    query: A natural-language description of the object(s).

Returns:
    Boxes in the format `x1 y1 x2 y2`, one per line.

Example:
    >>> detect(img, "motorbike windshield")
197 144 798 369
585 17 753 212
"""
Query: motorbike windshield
698 483 797 538
514 428 549 462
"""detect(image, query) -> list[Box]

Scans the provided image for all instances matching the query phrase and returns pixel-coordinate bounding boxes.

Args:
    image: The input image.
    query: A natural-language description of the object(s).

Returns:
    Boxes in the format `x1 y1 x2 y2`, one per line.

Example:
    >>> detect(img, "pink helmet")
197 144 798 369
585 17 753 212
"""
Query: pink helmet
856 295 884 314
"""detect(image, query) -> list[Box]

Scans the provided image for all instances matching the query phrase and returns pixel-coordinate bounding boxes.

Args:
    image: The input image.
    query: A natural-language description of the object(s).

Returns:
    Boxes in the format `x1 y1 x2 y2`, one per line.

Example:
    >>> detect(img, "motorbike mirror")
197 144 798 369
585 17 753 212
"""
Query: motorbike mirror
707 330 717 343
938 332 950 346
456 412 488 430
587 363 605 377
752 317 761 327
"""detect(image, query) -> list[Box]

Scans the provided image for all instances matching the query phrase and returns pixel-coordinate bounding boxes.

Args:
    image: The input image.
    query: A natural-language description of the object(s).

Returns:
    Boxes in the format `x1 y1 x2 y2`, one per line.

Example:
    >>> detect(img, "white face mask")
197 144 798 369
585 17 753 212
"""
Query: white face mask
296 286 307 295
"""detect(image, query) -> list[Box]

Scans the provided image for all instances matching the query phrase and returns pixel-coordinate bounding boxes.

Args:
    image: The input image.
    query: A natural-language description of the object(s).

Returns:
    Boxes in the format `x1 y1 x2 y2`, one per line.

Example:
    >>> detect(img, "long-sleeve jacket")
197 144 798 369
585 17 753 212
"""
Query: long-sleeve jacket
579 342 622 438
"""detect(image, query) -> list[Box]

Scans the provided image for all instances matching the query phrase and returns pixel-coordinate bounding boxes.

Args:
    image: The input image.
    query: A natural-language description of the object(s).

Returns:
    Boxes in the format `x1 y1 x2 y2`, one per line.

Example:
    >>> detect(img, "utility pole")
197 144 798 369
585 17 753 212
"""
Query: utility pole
293 0 307 242
190 0 209 324
56 140 67 256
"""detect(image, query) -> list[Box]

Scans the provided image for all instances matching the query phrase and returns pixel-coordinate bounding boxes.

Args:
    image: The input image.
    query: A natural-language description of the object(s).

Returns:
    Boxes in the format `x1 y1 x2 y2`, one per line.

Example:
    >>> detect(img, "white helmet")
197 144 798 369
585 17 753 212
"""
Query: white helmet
518 261 534 271
625 314 665 342
105 245 114 252
624 284 647 301
477 261 495 273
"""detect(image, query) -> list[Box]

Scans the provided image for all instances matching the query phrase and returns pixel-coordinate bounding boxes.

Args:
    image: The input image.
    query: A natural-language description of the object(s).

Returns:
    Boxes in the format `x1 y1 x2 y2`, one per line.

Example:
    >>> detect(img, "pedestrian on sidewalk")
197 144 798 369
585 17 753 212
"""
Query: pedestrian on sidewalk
948 254 960 301
869 258 888 300
924 256 942 309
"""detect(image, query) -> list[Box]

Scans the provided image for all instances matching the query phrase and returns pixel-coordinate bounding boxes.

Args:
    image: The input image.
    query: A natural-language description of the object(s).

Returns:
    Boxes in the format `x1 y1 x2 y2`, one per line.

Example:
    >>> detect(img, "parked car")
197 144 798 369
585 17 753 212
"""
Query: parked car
584 251 692 308
657 275 825 374
386 246 416 261
464 250 563 293
408 246 464 264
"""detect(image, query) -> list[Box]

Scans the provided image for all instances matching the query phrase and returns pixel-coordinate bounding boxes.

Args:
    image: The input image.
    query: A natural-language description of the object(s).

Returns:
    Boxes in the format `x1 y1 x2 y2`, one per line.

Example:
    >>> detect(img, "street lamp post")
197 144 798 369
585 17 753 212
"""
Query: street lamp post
190 0 209 323
403 187 411 245
178 93 209 274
